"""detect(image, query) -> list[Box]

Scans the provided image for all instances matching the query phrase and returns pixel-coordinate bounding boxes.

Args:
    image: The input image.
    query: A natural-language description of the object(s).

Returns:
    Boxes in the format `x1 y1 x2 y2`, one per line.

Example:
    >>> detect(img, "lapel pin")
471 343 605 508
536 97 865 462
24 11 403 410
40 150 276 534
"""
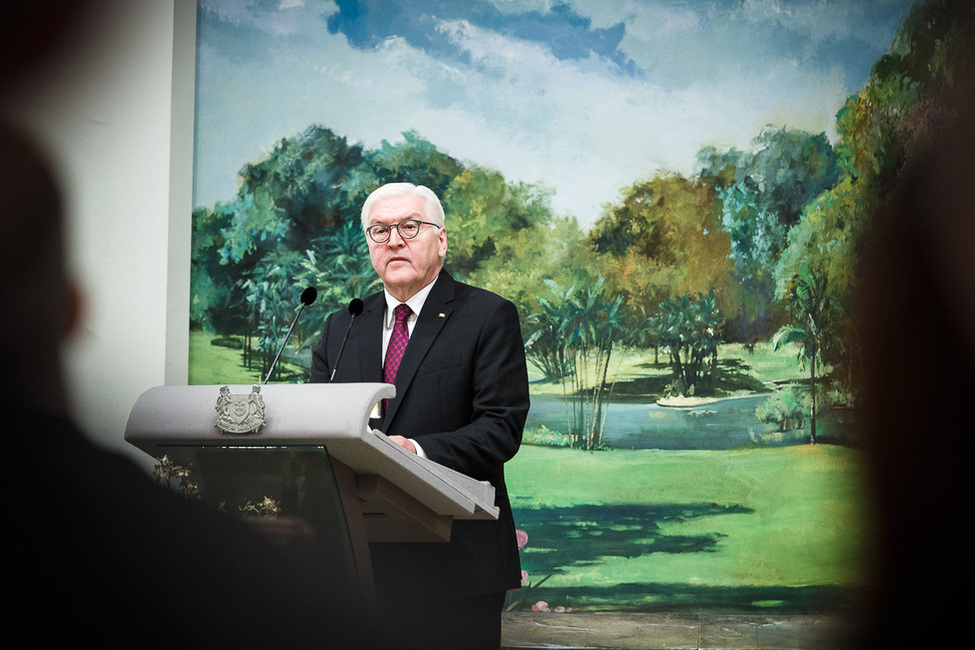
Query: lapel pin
439 313 445 318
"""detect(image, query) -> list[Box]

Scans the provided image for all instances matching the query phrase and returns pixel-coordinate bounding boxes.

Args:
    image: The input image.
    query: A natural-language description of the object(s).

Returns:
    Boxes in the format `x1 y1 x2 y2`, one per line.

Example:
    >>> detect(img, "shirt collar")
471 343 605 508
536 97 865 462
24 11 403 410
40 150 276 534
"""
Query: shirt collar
383 275 439 328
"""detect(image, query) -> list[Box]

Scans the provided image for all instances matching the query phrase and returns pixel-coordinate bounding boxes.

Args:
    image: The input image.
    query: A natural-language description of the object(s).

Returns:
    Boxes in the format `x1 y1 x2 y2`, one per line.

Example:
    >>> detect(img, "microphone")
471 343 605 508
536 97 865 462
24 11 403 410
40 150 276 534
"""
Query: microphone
263 286 318 384
299 286 318 306
330 298 364 382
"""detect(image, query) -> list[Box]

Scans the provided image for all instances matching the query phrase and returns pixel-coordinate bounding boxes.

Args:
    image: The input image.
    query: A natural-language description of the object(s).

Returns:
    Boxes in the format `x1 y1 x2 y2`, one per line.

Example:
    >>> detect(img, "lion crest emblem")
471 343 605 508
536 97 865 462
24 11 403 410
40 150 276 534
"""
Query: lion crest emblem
214 385 265 434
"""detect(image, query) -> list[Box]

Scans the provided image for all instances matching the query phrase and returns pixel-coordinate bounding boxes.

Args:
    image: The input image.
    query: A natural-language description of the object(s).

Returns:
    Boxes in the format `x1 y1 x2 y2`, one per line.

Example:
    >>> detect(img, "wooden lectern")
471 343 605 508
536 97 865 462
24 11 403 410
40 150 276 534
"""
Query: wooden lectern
124 383 499 607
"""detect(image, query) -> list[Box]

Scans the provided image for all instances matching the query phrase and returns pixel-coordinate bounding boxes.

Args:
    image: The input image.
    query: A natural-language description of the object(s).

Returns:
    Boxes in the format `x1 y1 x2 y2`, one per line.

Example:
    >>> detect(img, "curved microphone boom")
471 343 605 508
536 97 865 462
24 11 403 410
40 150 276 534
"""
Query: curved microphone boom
330 298 364 382
263 286 318 384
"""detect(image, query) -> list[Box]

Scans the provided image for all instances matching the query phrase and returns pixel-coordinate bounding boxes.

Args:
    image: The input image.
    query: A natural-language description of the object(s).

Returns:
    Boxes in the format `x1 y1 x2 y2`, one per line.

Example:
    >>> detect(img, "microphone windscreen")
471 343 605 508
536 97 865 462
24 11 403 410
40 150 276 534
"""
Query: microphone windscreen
348 298 364 316
301 286 318 305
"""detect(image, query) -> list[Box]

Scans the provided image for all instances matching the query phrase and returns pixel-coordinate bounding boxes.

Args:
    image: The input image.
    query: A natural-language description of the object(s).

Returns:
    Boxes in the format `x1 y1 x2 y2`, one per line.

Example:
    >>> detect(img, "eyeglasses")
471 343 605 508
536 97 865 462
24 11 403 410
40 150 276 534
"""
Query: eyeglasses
365 218 442 244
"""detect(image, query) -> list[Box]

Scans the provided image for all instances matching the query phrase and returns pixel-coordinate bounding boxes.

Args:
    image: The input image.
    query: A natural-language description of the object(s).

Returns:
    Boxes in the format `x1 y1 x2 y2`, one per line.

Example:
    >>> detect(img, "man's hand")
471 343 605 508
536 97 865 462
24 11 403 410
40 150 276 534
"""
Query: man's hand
388 434 417 454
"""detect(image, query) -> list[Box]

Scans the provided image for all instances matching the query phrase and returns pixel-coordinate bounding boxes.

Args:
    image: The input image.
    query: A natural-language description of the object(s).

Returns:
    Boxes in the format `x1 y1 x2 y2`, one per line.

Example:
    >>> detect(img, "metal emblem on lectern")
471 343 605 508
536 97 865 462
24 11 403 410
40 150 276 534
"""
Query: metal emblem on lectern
215 385 266 434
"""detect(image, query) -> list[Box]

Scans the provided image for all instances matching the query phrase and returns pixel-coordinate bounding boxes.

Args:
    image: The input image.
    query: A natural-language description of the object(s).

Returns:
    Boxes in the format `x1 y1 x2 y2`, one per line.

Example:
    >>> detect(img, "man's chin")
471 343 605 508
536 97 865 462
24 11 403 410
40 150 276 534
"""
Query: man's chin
382 264 415 280
381 270 418 292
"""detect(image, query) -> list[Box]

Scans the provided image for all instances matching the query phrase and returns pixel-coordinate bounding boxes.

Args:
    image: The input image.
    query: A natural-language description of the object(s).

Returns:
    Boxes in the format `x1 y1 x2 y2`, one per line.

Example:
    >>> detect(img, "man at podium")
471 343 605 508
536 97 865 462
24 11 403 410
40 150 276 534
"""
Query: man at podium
311 182 530 648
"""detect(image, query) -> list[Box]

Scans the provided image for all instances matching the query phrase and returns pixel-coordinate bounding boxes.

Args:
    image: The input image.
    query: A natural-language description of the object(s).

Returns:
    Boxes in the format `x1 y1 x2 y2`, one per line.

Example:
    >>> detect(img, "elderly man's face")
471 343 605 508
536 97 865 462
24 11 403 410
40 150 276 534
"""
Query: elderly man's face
366 193 447 301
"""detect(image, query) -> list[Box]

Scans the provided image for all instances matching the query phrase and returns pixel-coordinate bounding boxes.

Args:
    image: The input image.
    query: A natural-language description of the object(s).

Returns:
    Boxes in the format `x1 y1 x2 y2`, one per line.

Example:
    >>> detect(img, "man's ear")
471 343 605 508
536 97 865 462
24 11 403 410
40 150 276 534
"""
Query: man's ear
438 227 448 258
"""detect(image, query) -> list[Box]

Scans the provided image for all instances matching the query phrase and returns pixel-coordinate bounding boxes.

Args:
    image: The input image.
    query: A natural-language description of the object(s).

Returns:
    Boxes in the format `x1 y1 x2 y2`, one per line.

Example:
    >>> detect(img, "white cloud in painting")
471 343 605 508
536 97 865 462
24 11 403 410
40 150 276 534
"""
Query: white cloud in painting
193 0 918 228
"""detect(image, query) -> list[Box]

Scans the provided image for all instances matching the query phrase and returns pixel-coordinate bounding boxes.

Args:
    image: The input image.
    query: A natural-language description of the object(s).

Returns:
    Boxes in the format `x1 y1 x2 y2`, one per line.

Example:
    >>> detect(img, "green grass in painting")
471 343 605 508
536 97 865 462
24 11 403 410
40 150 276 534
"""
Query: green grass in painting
718 341 807 386
506 443 868 612
528 340 807 398
189 330 860 612
192 329 803 397
188 330 305 385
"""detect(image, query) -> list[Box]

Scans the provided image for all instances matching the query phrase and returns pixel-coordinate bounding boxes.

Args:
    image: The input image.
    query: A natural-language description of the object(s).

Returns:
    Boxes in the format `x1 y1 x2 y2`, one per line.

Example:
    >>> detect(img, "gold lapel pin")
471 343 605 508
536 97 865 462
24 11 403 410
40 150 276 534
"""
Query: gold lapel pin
439 313 445 318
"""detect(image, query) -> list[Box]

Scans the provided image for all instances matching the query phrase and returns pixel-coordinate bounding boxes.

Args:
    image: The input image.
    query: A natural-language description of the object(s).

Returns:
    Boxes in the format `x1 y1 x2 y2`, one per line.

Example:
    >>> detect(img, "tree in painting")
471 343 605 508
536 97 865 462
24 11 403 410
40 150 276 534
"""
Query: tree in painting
772 264 843 444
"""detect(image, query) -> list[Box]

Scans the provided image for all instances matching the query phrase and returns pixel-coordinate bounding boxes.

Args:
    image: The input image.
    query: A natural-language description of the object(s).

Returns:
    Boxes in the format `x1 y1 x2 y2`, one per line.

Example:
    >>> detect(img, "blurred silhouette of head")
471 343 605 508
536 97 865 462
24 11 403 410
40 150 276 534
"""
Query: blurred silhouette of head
0 123 81 410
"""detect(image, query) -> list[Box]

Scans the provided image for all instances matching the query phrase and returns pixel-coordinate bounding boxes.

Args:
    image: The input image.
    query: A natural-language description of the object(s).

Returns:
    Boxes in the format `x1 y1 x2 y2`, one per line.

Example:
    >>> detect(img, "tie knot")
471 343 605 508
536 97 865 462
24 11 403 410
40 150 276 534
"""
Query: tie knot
394 303 411 322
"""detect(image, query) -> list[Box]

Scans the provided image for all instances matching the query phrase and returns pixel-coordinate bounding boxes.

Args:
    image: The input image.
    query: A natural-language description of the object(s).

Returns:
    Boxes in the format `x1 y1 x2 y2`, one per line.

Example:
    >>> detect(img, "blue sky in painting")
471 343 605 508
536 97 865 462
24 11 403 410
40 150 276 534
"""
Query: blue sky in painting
325 1 636 73
193 0 918 228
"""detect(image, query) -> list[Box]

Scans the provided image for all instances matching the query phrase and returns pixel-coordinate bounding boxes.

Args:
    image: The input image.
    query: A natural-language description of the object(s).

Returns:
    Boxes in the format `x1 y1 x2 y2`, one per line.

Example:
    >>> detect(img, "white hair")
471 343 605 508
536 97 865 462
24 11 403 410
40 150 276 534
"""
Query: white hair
359 182 446 230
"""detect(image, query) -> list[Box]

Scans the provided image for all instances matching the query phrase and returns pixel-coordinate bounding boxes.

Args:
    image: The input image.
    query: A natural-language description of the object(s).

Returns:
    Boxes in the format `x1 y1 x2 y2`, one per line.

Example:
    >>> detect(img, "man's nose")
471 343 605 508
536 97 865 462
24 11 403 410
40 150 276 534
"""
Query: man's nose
386 226 406 246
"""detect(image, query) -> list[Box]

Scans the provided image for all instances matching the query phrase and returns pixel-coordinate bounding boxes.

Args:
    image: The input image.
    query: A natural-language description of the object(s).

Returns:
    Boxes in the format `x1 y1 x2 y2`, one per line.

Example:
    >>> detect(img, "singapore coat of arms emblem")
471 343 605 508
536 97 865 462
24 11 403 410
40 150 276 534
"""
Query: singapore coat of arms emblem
214 385 266 434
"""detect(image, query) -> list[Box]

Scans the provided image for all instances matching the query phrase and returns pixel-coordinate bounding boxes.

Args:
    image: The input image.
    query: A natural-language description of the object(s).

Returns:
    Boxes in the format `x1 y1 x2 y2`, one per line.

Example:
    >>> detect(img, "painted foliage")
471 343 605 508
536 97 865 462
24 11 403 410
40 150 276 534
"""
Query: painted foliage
188 0 969 613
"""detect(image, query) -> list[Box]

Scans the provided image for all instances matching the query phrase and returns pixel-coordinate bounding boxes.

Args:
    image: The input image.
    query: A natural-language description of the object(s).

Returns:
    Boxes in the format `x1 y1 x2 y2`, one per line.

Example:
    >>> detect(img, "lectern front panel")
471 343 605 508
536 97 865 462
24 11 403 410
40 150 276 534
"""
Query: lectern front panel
155 445 362 591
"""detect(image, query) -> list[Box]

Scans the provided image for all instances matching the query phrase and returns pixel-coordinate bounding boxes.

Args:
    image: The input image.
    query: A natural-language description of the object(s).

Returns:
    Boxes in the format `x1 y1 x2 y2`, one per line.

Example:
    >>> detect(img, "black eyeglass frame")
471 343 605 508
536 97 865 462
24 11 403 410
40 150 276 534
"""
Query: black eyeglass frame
365 218 442 243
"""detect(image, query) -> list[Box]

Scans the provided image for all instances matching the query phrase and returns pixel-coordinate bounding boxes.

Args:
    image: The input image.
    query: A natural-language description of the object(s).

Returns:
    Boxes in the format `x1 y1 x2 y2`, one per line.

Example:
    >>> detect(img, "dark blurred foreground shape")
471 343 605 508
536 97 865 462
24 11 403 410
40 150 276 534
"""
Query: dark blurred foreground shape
855 39 975 649
1 120 379 647
1 5 381 645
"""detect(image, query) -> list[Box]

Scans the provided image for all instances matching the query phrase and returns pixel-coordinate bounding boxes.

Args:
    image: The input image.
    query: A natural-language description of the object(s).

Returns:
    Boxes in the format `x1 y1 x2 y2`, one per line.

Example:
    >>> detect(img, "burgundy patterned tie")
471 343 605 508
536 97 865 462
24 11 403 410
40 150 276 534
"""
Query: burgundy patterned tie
383 303 412 386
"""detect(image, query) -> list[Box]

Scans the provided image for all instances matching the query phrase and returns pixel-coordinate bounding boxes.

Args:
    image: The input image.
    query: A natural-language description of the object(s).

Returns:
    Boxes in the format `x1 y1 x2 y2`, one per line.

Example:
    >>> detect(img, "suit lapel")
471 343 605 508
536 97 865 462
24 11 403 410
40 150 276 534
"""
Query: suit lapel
382 270 456 430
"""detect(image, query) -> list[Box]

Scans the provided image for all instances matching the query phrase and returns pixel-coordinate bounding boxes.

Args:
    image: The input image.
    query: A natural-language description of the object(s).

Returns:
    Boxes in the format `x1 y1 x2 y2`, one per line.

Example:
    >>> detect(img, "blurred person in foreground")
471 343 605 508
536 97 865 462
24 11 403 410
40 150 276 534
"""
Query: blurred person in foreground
855 52 974 649
1 122 371 648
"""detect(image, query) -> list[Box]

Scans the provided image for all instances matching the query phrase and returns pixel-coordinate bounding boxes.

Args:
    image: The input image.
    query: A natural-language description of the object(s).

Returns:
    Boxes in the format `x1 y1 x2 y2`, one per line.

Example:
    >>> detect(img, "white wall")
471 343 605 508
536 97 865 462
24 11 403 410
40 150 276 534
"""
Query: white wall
3 0 192 462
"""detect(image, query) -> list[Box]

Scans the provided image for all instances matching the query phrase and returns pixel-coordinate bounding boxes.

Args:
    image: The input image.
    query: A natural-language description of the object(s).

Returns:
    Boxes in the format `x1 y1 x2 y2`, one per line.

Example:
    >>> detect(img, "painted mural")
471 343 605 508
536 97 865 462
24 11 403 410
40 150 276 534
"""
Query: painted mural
188 0 964 615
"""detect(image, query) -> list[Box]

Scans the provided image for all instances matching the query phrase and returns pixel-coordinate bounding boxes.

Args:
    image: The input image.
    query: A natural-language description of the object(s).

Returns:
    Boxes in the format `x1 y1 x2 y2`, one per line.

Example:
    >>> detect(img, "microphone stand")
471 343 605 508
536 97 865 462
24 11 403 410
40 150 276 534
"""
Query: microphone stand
263 287 317 384
330 298 364 382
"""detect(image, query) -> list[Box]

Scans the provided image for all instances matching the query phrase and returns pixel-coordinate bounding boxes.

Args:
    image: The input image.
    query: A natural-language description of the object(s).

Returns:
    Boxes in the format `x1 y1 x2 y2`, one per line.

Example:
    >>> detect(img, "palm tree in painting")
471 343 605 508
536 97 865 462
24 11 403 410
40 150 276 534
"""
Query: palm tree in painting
773 264 842 444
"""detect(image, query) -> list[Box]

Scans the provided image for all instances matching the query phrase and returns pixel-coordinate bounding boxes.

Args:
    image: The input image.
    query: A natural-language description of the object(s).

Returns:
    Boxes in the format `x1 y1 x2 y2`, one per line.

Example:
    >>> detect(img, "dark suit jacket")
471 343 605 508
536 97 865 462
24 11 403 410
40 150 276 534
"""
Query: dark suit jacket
310 269 529 603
